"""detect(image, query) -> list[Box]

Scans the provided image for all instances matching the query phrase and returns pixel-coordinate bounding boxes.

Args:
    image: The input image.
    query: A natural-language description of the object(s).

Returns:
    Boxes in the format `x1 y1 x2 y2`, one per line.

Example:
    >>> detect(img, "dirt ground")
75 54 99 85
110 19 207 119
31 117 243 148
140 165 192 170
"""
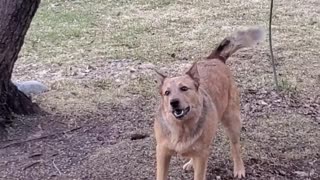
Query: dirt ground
1 0 319 179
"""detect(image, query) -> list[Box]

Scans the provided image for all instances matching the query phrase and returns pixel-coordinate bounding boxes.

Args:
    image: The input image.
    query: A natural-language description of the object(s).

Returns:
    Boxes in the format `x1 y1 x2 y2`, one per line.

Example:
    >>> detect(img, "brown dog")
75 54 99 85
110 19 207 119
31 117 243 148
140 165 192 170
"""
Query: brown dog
154 27 264 180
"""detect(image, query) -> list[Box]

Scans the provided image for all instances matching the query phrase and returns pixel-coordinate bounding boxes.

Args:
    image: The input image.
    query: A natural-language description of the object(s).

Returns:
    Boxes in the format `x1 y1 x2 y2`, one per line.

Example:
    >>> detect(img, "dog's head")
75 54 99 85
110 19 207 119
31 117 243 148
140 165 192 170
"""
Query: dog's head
155 63 202 121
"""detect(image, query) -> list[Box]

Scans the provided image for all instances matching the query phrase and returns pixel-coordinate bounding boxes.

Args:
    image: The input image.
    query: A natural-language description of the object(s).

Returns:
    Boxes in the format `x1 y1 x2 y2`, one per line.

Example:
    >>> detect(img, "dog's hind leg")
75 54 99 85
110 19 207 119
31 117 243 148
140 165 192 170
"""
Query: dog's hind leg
221 109 245 179
183 158 193 171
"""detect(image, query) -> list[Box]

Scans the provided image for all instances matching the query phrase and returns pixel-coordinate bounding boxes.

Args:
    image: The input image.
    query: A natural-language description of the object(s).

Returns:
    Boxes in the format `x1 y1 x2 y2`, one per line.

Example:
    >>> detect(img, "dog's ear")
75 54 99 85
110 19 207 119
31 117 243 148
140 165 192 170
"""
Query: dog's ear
154 69 166 94
186 62 200 89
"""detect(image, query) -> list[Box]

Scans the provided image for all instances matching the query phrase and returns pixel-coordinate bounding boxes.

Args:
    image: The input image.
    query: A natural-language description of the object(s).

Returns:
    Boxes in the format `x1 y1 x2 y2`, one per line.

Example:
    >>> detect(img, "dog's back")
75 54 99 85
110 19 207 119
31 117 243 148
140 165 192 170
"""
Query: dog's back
196 60 233 119
195 27 264 119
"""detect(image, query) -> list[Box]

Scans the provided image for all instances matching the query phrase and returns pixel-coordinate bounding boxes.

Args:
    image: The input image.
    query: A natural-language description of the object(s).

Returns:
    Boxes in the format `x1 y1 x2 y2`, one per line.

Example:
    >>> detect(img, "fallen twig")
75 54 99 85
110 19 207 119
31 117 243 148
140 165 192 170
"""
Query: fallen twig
53 160 62 175
23 161 41 170
28 153 42 158
0 126 82 149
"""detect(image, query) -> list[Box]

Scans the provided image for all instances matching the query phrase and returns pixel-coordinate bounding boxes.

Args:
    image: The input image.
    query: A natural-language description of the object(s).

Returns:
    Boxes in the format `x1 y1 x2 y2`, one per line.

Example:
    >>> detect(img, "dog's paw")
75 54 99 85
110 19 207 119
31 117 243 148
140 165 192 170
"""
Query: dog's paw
233 166 245 179
183 159 193 172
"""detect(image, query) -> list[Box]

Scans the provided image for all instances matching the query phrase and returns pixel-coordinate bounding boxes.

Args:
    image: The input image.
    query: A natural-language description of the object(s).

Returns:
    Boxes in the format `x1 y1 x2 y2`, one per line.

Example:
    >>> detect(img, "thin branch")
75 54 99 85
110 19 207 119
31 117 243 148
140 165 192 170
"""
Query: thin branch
269 0 279 90
23 161 41 170
53 160 62 175
0 126 82 149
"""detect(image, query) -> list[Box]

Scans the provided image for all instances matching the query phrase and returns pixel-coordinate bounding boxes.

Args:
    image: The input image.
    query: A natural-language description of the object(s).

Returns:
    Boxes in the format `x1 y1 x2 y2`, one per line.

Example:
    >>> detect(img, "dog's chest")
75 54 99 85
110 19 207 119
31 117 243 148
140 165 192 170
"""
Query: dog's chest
168 134 204 155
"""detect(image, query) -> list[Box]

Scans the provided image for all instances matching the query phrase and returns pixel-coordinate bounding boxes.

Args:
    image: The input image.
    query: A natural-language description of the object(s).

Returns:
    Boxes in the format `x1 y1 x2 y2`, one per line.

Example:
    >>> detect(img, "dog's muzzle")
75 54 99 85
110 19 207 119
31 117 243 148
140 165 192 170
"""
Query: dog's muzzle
172 106 190 119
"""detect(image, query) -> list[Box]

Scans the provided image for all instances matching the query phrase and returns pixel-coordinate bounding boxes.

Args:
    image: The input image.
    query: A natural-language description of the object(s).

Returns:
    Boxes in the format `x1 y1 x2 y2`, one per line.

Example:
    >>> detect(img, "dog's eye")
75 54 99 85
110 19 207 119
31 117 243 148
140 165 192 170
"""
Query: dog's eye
180 86 188 91
164 90 170 96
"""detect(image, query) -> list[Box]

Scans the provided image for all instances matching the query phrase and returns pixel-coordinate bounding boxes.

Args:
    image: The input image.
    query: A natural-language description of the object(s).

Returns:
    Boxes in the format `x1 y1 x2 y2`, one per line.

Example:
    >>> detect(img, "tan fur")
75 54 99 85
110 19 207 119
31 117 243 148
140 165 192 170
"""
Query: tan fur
154 27 264 180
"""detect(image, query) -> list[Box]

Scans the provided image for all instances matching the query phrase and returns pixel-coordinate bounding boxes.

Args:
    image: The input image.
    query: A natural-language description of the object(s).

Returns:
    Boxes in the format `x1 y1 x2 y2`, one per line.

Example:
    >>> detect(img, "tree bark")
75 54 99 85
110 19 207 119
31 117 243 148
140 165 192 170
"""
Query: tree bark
0 0 41 124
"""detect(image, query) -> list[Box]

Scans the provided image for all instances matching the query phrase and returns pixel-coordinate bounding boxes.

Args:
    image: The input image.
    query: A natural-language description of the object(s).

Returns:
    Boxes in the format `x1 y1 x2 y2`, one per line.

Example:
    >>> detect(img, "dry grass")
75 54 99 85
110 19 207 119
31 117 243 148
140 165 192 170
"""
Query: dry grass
16 0 319 107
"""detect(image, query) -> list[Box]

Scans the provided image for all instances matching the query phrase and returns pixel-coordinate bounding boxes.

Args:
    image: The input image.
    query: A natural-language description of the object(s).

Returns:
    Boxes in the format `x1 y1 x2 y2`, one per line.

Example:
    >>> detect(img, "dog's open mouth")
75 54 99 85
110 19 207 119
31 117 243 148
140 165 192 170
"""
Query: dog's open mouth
172 106 190 119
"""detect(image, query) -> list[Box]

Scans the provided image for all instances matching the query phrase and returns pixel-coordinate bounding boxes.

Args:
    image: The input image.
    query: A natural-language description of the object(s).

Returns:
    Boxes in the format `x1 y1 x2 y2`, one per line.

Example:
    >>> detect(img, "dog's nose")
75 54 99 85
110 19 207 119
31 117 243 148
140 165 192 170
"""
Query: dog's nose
170 99 180 108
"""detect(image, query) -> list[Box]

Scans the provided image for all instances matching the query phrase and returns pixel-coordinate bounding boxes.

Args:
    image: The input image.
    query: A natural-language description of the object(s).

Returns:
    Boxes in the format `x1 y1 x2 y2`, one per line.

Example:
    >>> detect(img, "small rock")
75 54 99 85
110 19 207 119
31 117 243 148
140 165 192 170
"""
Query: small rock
131 74 137 79
258 100 268 106
14 80 49 96
244 103 251 112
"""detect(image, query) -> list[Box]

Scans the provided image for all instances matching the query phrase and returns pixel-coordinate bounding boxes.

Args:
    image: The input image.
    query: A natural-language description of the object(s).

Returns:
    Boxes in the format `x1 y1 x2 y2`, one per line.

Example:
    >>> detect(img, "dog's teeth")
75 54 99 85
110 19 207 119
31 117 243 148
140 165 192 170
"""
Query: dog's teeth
174 110 183 117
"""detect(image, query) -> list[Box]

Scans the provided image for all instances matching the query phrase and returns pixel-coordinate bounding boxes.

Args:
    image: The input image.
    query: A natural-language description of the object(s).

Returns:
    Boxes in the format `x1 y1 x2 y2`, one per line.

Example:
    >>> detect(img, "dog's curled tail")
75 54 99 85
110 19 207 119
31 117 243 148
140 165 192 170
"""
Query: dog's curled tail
207 27 265 63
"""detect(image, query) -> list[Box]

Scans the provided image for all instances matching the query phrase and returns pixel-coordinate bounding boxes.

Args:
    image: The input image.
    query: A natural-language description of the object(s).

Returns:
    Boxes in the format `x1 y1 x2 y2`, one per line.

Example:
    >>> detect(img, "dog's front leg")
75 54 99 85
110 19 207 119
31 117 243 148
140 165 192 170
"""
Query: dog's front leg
156 145 171 180
192 153 209 180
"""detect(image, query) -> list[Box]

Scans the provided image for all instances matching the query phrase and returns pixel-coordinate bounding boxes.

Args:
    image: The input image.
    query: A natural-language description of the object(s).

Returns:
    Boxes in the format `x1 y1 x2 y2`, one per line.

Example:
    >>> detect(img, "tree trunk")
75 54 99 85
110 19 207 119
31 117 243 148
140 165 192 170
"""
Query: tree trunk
0 0 41 124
